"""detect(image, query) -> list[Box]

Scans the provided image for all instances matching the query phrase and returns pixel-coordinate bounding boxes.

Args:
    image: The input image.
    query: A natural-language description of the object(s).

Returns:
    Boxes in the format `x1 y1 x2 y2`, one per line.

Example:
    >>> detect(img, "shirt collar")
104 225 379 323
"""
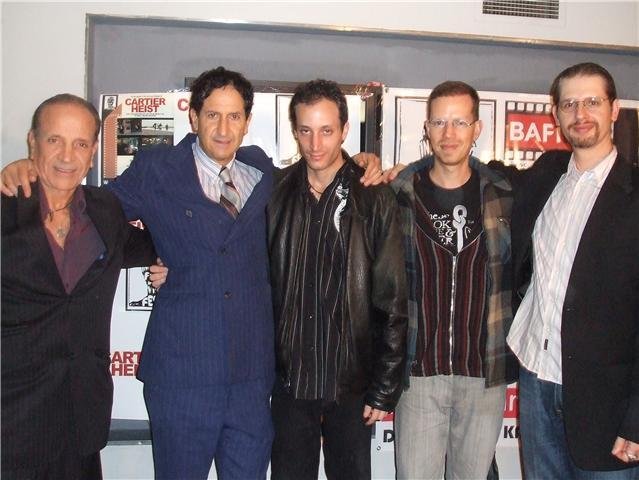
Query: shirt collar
192 137 236 177
566 147 617 188
39 183 86 222
301 154 350 199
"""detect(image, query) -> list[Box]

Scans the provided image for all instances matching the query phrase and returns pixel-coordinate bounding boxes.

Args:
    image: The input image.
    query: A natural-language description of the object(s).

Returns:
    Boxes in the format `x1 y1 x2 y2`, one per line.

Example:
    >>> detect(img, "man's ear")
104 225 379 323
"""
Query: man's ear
341 121 350 144
473 119 483 143
610 99 620 123
244 112 252 135
91 140 99 159
27 130 37 158
551 105 560 126
189 109 199 133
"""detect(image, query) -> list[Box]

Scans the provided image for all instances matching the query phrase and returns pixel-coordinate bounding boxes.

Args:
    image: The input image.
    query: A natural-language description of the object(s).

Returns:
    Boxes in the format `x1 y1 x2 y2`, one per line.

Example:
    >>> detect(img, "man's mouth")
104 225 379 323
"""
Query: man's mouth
439 143 458 151
569 122 595 134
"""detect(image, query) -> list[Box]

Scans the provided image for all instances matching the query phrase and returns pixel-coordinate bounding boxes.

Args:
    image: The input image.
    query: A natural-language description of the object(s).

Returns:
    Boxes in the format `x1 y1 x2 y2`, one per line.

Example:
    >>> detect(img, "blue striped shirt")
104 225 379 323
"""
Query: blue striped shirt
192 138 263 208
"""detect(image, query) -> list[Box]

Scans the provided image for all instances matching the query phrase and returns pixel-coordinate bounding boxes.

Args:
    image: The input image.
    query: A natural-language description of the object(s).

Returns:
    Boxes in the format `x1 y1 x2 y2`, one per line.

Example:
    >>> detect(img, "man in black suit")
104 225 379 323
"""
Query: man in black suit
1 94 156 479
507 63 639 478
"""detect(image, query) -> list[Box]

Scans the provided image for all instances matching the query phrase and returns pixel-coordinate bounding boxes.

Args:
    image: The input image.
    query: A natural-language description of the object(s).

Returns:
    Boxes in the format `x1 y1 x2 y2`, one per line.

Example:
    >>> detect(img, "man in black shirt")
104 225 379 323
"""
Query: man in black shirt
391 81 516 479
267 79 408 480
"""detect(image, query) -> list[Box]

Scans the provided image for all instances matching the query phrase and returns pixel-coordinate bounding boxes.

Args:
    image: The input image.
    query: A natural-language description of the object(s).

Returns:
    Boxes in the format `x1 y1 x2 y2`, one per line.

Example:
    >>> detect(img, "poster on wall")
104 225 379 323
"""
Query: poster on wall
503 99 569 168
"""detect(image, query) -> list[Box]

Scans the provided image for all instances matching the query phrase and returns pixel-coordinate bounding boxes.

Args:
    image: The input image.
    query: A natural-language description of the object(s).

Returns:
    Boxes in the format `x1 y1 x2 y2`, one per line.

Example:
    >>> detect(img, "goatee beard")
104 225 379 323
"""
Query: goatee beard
563 122 600 149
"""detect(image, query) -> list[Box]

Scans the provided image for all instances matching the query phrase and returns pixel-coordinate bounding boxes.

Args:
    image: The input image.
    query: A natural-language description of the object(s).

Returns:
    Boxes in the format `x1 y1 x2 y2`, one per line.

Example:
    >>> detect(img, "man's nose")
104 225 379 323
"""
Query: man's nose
442 122 455 137
310 132 321 150
61 142 73 162
574 101 590 119
218 117 229 135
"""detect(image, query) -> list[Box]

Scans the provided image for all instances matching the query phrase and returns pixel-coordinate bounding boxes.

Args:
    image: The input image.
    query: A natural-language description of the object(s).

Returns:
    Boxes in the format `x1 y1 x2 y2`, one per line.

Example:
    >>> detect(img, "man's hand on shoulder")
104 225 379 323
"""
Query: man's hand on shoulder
383 163 406 183
352 153 407 186
353 152 384 186
1 159 37 197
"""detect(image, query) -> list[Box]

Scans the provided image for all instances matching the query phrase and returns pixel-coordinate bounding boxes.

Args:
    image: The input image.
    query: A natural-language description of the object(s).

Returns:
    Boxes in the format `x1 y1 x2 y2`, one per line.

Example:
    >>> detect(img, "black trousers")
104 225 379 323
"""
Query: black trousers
1 450 102 480
270 382 373 480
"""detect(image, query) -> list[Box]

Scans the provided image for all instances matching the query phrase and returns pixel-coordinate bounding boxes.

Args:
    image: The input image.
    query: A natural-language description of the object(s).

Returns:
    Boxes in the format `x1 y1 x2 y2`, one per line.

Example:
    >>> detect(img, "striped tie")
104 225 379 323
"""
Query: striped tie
219 166 241 219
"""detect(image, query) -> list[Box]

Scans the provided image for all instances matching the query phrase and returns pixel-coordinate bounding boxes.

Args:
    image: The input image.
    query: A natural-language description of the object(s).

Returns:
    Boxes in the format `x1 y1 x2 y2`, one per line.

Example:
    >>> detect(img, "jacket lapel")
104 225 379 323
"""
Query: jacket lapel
573 156 633 262
226 147 273 239
84 187 118 264
15 184 66 294
57 187 114 295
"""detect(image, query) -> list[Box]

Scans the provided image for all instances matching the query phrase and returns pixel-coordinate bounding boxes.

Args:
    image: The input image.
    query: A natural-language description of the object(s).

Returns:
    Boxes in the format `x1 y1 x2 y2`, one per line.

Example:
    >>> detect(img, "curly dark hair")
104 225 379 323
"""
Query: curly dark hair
189 66 254 116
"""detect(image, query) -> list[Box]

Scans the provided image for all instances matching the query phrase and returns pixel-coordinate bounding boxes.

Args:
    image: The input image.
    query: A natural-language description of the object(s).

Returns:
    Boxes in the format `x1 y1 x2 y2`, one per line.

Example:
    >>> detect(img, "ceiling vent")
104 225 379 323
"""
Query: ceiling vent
482 0 559 19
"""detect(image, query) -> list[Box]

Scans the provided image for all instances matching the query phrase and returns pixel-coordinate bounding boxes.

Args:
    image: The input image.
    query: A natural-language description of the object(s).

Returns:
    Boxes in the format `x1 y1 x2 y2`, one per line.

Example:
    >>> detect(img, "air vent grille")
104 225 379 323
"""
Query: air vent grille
482 0 559 19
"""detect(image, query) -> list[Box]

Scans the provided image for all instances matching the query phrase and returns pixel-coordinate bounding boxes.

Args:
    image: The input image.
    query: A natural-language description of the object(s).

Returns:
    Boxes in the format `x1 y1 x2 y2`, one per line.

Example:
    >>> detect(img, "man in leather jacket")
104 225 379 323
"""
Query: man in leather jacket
267 79 408 480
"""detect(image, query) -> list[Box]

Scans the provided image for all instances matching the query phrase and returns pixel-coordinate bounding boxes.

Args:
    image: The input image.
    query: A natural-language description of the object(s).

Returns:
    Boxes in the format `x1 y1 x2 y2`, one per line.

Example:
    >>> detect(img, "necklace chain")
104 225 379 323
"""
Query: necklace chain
46 198 73 240
308 182 326 195
47 198 73 222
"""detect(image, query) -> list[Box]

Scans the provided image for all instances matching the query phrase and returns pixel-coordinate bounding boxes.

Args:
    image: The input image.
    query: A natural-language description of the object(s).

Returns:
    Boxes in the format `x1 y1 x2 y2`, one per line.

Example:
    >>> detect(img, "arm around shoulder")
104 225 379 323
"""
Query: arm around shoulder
366 187 409 411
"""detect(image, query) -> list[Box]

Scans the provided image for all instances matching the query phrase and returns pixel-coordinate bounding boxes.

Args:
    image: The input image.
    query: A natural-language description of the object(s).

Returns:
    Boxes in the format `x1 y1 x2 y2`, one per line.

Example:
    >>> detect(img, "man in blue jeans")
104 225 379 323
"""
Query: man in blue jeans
507 62 639 479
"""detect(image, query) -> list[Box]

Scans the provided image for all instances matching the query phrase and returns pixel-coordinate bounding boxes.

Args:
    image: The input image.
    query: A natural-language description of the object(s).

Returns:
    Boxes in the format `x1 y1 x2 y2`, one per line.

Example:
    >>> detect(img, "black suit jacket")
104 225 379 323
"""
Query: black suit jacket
1 183 156 469
511 151 639 470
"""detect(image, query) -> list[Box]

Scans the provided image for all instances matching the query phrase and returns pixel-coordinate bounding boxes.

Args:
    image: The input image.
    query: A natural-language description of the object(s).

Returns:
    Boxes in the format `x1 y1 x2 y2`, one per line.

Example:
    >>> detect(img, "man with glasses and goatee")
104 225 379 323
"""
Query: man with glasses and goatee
506 62 639 478
391 80 517 479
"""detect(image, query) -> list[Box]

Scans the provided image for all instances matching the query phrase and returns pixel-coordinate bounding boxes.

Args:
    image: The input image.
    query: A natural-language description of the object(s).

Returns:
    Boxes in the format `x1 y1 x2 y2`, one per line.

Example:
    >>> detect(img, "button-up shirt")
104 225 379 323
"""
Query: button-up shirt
192 138 263 208
508 148 617 384
40 186 106 294
289 162 349 401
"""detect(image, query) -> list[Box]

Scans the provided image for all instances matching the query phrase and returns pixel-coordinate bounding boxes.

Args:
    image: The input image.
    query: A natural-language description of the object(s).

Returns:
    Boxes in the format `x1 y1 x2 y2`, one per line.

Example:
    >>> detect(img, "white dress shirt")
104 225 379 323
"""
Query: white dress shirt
507 148 617 384
192 138 263 208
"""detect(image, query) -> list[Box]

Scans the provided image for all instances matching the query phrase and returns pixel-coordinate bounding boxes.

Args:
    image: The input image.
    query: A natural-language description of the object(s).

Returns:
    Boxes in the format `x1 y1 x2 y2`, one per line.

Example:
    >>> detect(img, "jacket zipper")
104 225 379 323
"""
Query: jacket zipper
449 255 457 374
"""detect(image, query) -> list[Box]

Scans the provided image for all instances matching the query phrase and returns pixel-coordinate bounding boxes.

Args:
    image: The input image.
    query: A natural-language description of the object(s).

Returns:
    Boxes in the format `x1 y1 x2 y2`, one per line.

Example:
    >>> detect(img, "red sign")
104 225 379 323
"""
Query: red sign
503 386 519 419
506 112 570 152
111 350 141 377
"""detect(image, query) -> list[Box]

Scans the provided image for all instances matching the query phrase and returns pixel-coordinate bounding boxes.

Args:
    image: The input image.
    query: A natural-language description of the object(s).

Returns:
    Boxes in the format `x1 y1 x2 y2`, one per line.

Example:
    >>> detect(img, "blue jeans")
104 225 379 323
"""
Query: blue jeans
519 367 639 480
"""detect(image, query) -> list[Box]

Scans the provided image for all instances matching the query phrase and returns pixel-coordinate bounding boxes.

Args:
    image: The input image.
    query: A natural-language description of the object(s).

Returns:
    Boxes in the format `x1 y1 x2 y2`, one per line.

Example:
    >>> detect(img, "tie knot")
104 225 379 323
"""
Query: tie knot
219 166 231 183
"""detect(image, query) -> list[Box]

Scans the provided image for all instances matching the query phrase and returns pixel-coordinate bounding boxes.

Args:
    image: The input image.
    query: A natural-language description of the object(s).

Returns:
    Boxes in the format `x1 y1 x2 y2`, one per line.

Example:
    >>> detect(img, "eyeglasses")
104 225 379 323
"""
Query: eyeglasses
558 97 609 113
427 119 477 129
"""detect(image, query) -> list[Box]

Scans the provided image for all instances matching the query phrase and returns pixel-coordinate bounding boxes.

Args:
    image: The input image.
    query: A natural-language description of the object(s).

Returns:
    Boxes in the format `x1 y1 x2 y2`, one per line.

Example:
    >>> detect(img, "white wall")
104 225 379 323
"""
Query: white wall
2 1 638 164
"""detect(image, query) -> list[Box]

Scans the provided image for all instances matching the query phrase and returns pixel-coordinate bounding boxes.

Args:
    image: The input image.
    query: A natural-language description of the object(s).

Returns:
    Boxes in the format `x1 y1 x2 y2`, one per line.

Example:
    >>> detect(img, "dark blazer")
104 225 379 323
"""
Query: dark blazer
106 133 275 387
1 183 156 469
511 150 639 470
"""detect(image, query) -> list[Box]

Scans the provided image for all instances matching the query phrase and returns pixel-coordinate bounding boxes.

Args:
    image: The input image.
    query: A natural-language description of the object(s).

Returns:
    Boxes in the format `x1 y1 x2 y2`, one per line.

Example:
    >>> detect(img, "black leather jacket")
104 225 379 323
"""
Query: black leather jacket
267 156 408 411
